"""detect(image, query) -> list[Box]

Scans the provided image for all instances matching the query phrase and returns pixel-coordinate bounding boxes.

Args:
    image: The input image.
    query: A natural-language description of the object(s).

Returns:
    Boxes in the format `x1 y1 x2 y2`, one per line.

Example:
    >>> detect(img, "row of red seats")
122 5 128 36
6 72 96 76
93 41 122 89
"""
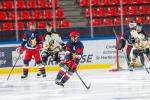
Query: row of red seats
0 10 65 21
91 16 150 26
86 6 150 17
80 0 150 7
1 20 71 31
0 0 59 10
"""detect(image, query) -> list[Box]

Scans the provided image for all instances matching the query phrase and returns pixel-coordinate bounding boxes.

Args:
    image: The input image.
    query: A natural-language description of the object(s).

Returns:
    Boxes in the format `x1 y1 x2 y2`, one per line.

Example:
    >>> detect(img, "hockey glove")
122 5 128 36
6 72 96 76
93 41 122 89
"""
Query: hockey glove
116 39 126 50
19 46 24 54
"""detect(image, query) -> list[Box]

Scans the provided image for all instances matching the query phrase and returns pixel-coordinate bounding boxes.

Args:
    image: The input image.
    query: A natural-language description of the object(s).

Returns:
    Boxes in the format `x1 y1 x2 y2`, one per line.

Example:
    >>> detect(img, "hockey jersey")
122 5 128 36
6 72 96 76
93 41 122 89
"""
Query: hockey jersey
21 30 43 49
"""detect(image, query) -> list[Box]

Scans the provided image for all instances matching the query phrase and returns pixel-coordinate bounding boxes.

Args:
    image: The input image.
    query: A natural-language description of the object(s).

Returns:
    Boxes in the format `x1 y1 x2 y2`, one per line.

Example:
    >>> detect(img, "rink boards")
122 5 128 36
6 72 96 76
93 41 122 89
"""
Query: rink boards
0 38 117 74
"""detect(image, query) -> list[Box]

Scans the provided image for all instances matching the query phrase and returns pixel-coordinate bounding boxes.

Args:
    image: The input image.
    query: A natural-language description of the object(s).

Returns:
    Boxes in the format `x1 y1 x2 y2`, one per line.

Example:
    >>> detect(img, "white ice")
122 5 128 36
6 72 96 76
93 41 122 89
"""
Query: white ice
1 69 150 100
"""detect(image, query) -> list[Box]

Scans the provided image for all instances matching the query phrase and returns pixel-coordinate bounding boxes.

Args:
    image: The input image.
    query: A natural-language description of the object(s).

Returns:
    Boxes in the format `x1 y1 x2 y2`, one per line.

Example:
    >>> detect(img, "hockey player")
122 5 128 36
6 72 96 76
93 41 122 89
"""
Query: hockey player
55 31 84 87
41 23 65 65
19 21 46 78
130 23 150 68
117 21 137 69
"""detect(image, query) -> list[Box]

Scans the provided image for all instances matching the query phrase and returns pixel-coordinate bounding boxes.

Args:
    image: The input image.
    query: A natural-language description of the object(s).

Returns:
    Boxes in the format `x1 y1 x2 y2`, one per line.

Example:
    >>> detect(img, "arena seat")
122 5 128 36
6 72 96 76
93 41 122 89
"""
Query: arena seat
0 1 3 10
27 0 37 9
0 12 8 21
128 6 138 15
112 0 120 5
117 7 127 15
17 22 25 30
101 0 110 6
9 11 19 20
136 17 145 23
125 17 134 25
16 0 26 9
91 0 100 6
80 0 89 7
146 16 150 24
107 7 117 16
38 0 48 8
138 6 149 15
32 10 43 19
132 0 143 4
4 0 14 10
20 11 31 20
49 0 60 8
103 18 113 26
50 21 59 28
92 19 101 27
43 10 53 19
3 23 13 31
37 21 47 29
114 18 121 26
86 8 95 17
60 20 71 28
95 8 105 17
56 10 65 18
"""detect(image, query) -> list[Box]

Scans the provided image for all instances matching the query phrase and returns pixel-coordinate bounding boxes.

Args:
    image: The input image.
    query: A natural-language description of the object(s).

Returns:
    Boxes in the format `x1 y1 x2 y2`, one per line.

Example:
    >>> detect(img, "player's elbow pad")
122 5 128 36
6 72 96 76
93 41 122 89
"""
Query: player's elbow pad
117 39 126 50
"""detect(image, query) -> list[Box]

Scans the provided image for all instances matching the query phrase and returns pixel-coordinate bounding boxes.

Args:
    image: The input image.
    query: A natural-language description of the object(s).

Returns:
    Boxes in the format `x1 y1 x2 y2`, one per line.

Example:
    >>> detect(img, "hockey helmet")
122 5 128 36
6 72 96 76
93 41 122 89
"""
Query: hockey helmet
69 31 80 38
129 22 137 28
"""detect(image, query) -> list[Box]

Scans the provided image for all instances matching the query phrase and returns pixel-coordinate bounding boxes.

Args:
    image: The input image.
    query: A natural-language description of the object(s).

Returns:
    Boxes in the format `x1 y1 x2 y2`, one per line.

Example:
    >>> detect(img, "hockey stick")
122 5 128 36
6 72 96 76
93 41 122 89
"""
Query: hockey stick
75 71 91 90
142 54 150 73
7 53 21 80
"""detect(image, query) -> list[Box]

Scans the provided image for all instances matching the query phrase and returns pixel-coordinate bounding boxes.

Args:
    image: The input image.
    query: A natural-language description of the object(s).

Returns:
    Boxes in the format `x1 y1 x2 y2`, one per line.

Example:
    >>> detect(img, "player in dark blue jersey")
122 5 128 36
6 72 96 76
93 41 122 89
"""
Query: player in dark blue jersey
19 21 46 78
55 31 84 87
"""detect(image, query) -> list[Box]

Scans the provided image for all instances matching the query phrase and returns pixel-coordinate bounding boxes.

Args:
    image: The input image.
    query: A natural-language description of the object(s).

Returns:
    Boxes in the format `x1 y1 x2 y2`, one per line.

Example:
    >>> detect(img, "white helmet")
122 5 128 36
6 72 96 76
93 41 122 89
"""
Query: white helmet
129 22 137 28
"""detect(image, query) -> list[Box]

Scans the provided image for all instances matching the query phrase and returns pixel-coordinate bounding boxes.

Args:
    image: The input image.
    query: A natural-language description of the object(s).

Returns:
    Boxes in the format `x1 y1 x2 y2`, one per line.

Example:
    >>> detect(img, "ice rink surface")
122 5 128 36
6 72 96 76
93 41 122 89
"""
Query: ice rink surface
1 69 150 100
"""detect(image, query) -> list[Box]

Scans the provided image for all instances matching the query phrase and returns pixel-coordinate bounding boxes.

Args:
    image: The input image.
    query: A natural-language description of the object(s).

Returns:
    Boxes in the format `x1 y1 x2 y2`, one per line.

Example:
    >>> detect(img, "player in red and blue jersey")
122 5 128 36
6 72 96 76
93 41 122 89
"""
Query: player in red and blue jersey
55 31 84 87
19 21 46 78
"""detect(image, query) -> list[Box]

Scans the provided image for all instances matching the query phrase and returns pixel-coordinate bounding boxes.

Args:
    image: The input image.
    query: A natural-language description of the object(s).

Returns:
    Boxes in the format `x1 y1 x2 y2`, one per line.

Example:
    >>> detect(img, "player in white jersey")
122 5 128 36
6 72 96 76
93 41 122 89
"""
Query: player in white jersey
41 23 65 66
130 23 150 69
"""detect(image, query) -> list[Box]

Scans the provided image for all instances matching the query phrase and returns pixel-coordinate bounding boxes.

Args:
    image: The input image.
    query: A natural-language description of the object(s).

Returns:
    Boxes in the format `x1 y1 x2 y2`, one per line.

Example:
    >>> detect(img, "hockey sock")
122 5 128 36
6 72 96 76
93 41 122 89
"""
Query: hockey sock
61 74 70 84
23 68 28 76
39 67 46 75
56 69 66 81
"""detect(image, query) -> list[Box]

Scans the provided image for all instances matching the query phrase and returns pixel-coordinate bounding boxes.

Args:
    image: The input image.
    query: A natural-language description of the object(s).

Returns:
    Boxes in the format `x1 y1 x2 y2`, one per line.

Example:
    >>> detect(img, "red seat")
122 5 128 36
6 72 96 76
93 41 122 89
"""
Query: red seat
17 22 24 30
101 0 110 6
4 1 14 10
9 12 19 20
96 8 105 17
103 18 113 26
60 20 71 28
118 7 127 15
136 17 145 24
125 17 134 25
139 6 149 14
80 0 89 7
92 19 101 27
114 18 121 26
0 12 8 21
92 0 100 6
132 0 143 4
38 0 48 8
112 0 120 5
122 0 131 5
3 23 13 31
27 0 37 8
50 21 59 28
38 21 47 29
56 10 65 18
107 7 117 16
20 11 31 20
146 16 150 24
143 0 150 4
32 10 43 19
16 0 26 9
128 6 138 15
86 8 95 17
0 2 3 10
49 0 60 8
43 10 53 19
